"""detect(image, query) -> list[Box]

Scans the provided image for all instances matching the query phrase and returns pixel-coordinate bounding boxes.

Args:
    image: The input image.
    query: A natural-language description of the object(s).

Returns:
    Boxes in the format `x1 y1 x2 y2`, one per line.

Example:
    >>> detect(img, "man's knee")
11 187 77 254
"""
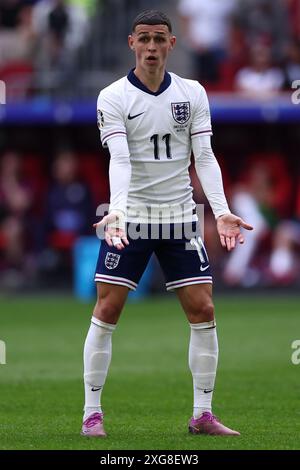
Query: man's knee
93 283 128 324
187 296 215 323
94 300 122 324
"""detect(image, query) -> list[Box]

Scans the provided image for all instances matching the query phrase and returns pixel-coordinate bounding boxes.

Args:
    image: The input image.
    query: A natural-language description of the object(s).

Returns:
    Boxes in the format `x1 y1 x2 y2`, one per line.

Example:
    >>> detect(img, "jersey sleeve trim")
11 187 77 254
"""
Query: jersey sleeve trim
191 130 213 137
101 131 127 146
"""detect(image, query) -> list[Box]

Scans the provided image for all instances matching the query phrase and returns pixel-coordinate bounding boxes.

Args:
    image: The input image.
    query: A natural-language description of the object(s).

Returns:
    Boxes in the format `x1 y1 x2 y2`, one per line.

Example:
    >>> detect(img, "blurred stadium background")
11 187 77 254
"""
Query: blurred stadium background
1 0 300 450
1 0 300 295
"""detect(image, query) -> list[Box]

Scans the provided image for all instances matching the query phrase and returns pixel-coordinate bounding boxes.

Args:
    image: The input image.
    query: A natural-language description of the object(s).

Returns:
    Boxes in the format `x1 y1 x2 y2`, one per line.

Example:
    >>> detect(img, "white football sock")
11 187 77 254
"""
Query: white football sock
189 320 219 419
83 316 116 420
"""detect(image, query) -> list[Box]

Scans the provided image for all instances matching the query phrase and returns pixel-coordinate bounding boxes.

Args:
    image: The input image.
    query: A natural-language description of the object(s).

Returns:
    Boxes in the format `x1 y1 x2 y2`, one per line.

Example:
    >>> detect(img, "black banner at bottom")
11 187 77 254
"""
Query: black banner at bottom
0 450 299 465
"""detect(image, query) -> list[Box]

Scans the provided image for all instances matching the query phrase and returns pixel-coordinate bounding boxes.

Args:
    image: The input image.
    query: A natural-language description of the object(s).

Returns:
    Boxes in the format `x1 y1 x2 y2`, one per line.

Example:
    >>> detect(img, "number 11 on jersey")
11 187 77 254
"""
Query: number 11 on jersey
150 133 172 160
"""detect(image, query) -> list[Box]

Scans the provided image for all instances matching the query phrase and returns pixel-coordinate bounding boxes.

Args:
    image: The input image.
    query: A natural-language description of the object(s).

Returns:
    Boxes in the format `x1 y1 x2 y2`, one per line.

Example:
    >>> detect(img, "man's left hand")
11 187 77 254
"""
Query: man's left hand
217 213 253 251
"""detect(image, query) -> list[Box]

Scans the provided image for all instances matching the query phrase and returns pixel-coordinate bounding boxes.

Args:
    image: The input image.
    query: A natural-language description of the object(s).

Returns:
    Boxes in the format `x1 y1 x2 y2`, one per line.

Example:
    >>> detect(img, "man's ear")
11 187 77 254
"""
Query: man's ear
128 35 135 51
170 35 176 50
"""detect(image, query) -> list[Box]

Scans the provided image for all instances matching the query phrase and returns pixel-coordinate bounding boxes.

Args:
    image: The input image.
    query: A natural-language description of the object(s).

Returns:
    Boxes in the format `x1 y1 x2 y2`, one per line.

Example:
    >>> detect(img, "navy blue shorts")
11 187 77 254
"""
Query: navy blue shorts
94 223 212 291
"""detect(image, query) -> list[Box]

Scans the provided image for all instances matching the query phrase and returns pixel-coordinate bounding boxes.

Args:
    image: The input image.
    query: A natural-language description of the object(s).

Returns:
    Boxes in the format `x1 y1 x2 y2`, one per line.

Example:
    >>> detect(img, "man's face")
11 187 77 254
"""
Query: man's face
128 24 176 72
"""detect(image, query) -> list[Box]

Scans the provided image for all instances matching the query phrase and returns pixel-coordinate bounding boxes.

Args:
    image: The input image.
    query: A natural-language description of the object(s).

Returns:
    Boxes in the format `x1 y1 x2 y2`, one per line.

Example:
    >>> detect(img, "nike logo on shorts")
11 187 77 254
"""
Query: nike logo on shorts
200 265 210 272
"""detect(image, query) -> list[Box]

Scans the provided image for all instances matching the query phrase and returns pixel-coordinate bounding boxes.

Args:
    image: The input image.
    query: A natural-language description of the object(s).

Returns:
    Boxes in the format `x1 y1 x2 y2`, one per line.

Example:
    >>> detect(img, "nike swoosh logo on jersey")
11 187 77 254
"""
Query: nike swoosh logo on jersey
91 387 102 392
200 265 210 272
128 112 145 120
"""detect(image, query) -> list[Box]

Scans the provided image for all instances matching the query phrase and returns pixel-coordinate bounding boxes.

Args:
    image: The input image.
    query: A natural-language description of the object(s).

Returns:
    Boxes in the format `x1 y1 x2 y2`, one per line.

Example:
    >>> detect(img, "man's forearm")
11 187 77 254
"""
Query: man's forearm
107 136 131 215
192 136 230 219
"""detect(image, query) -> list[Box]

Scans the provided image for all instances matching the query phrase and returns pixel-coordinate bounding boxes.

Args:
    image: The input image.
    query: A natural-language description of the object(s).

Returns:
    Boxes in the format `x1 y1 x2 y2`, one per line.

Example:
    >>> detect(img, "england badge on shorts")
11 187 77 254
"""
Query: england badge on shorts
105 252 121 270
171 102 191 124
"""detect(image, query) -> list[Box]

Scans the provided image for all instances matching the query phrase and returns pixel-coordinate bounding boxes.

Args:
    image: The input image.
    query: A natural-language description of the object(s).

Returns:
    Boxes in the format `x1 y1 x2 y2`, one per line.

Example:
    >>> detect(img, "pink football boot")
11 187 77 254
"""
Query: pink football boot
81 412 106 437
189 412 240 436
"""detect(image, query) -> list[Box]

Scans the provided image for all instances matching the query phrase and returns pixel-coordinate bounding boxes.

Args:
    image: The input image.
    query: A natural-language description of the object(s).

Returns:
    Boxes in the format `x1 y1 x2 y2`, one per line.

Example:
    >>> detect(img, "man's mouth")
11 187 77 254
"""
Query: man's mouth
146 56 158 62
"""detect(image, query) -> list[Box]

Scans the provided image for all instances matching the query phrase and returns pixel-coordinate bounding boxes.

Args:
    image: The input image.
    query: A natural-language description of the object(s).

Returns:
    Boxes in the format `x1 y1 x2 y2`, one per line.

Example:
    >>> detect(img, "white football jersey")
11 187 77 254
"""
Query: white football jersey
97 70 213 223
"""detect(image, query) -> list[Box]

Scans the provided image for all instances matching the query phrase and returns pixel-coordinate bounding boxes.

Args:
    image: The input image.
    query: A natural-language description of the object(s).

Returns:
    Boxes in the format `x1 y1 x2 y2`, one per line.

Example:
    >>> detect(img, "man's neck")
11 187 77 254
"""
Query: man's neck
134 67 165 93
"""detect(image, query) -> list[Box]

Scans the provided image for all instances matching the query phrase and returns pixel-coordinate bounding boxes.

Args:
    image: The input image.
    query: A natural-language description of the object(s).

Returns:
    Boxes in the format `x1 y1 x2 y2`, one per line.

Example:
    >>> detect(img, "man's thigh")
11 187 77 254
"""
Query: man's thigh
155 229 213 291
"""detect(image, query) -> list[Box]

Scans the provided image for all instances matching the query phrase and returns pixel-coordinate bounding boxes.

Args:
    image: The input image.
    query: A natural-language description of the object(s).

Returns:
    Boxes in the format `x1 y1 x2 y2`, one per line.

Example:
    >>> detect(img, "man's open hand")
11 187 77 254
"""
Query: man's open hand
217 213 253 251
93 210 129 250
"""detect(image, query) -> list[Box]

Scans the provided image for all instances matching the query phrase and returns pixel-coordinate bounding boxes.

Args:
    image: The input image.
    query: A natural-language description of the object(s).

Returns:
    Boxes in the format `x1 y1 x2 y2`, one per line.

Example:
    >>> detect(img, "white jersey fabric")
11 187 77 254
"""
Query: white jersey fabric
97 70 228 223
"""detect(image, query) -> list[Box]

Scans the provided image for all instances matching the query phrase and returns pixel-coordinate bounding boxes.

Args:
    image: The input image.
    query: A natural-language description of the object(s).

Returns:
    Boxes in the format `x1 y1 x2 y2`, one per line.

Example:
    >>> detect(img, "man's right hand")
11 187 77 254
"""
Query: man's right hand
93 210 129 250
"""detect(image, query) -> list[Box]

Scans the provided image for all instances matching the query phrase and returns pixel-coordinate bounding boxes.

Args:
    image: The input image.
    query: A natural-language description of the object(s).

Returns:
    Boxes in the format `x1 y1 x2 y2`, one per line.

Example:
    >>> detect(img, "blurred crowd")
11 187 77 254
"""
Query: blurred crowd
1 0 300 291
0 0 164 98
0 0 300 98
178 0 300 94
0 0 91 99
190 151 300 289
0 148 109 289
0 147 299 291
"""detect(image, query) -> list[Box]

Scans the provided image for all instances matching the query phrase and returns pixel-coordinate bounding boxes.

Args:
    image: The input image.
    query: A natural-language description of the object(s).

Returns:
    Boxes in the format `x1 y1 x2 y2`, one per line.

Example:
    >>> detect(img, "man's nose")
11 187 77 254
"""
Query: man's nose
147 39 156 51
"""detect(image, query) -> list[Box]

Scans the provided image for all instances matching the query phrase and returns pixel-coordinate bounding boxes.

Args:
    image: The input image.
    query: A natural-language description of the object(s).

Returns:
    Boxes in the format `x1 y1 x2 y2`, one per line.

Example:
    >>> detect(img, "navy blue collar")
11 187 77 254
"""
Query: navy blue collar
127 68 171 96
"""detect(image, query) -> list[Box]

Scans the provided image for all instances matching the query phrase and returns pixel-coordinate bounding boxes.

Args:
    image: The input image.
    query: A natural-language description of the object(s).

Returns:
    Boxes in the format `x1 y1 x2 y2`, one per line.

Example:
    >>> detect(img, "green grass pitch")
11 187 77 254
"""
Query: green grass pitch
0 294 300 450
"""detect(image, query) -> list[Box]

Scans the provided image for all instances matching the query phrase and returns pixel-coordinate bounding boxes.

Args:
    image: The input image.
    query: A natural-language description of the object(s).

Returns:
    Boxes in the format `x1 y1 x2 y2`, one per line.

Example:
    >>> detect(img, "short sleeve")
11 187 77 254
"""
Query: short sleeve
97 90 127 147
190 84 213 139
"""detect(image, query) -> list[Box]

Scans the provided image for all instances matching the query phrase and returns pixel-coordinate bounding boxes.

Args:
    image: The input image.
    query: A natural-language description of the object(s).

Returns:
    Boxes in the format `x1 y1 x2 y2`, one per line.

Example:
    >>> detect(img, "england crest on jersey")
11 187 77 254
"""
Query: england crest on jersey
171 102 191 124
105 252 120 270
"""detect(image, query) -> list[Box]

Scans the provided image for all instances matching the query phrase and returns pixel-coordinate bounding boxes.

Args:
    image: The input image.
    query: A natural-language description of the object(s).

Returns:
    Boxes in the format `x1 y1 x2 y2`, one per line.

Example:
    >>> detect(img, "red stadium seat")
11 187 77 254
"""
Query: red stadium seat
0 61 34 100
